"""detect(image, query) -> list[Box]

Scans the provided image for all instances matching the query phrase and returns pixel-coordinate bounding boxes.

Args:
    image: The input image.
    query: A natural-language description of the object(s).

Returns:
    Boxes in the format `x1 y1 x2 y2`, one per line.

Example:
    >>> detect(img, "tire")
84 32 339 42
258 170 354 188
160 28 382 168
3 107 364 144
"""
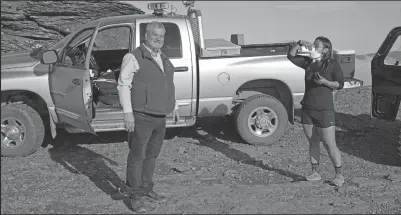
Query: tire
235 94 288 146
1 104 45 157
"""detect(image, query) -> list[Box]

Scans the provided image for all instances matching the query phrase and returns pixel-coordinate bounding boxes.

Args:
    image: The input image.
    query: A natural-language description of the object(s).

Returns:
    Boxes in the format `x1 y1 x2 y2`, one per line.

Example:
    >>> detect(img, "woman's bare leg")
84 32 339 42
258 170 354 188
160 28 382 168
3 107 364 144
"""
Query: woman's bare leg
317 126 344 186
316 126 341 167
302 124 322 180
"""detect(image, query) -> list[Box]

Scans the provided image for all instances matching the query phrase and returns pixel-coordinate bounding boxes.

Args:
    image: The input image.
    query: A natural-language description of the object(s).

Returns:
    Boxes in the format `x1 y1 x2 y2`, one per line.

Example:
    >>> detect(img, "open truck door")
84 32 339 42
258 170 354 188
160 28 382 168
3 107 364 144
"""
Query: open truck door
371 26 401 121
45 25 100 133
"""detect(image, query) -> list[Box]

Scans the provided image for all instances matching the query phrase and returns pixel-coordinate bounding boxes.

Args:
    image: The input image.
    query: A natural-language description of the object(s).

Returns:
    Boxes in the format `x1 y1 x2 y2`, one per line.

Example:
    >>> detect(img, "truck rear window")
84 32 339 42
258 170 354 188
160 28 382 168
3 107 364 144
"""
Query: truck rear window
140 22 182 59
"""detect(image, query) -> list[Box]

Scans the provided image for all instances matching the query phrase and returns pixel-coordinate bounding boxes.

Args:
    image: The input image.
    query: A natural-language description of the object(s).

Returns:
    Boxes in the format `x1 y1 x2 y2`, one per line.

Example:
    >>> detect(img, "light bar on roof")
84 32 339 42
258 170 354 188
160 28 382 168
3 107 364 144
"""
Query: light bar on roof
148 2 169 10
182 0 195 7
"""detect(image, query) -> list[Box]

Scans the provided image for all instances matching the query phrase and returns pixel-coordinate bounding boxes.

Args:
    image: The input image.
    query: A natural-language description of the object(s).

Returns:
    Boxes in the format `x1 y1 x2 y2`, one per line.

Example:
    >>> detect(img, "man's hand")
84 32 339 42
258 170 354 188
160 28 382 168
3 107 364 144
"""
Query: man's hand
123 112 135 132
172 103 180 124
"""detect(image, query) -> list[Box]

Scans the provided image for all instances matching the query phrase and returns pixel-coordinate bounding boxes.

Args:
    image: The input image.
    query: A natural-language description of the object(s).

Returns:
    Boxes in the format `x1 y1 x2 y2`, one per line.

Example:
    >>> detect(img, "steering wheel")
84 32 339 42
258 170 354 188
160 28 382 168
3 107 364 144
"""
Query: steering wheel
66 44 101 77
78 44 100 71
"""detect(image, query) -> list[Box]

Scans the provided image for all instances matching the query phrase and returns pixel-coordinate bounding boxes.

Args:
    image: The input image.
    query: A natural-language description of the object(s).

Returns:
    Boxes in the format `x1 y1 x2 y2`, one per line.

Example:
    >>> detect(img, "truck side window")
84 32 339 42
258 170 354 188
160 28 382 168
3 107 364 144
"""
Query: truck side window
63 28 95 68
94 26 131 50
384 35 400 67
90 26 132 79
140 22 182 58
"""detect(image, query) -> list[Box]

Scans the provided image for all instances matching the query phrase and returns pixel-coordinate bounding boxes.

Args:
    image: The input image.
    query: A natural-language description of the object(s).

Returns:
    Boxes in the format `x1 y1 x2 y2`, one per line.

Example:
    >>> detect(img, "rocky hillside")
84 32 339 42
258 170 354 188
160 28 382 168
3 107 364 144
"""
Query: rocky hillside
1 0 144 54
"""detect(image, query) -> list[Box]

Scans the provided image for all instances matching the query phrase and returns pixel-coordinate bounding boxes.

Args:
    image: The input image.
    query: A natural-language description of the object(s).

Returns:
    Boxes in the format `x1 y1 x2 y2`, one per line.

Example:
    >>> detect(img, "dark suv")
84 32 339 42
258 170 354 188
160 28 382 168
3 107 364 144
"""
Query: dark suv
370 26 401 157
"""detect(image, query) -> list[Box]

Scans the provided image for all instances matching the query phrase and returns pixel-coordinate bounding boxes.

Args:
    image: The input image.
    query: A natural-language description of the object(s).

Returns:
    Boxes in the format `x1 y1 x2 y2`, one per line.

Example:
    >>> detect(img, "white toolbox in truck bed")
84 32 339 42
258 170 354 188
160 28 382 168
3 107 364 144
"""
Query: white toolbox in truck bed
201 38 241 57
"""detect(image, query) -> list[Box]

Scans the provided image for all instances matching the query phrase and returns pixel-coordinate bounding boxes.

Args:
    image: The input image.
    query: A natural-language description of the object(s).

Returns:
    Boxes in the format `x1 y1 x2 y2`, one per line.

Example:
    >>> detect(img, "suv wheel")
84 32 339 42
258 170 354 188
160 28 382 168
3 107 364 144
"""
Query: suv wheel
1 104 45 157
235 94 288 146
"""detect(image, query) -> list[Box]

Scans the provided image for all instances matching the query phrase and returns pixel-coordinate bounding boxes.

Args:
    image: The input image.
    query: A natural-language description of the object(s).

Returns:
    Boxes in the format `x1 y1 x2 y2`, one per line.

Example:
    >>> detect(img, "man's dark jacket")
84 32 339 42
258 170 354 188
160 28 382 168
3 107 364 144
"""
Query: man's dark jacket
130 44 176 116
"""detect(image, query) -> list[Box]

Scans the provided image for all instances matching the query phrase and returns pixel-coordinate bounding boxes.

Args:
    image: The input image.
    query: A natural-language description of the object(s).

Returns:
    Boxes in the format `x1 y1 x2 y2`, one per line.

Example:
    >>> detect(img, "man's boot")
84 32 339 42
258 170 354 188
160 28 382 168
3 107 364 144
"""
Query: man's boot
130 196 148 213
145 190 167 202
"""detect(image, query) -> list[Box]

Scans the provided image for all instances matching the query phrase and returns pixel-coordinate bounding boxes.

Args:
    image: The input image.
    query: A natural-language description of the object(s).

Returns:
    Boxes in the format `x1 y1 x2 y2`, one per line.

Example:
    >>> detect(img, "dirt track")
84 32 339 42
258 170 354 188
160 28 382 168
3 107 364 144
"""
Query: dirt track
1 86 401 214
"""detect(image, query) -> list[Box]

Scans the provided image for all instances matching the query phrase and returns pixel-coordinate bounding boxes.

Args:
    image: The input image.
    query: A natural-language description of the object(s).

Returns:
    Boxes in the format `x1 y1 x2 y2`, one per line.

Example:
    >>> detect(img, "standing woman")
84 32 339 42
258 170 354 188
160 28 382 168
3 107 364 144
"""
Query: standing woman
287 37 345 186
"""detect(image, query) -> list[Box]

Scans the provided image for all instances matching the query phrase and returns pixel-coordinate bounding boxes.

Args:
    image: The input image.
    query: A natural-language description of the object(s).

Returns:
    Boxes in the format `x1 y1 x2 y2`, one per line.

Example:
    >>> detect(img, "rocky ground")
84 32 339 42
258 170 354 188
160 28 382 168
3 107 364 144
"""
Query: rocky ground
1 87 401 214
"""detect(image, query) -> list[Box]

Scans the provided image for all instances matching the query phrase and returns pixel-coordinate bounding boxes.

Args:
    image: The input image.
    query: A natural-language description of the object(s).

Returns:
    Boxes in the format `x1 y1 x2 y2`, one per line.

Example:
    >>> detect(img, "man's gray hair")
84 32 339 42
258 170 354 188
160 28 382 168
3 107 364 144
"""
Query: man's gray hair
146 21 166 34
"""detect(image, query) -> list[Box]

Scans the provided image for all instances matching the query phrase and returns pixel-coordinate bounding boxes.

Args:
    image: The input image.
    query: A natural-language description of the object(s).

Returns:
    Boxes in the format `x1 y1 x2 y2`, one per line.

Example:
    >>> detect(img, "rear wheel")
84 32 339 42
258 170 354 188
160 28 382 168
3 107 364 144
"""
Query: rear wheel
1 104 45 157
235 94 288 146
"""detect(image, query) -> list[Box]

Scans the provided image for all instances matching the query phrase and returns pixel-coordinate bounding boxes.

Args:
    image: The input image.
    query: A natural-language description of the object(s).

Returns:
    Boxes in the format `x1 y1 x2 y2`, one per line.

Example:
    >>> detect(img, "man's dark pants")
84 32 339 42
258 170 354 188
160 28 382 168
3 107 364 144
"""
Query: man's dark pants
125 112 166 196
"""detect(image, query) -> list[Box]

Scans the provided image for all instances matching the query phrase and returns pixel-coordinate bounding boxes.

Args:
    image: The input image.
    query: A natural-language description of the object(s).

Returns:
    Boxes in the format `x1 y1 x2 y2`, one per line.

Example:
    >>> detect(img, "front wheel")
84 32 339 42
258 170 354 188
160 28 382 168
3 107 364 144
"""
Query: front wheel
235 94 288 146
1 104 45 157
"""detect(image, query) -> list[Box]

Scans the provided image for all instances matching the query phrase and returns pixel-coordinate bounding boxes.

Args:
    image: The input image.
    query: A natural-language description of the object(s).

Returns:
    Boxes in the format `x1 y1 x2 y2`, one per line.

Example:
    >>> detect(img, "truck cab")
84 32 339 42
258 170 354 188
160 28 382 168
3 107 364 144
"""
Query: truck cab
41 8 199 136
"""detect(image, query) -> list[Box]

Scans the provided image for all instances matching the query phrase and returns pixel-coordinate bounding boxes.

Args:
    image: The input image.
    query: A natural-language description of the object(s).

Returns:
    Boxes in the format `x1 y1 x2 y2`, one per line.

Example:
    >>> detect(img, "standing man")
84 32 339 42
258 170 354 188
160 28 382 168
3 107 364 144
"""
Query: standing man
117 21 179 213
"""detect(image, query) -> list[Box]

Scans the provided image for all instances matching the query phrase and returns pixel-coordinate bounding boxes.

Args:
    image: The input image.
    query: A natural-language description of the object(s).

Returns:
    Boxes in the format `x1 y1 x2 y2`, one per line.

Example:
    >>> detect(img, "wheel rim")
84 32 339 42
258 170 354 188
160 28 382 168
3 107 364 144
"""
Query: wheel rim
1 117 27 149
247 107 278 137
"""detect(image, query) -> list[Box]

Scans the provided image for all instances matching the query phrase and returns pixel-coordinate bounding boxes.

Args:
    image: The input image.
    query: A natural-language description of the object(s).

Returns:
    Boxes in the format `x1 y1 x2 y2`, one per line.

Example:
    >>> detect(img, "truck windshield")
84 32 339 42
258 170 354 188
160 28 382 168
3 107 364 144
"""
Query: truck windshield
29 33 75 59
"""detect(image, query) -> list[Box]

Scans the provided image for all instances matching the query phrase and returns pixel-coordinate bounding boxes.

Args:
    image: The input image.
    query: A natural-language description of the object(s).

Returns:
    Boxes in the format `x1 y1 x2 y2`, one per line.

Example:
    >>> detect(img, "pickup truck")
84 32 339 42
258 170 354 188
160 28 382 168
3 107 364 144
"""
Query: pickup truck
0 2 359 157
370 26 401 158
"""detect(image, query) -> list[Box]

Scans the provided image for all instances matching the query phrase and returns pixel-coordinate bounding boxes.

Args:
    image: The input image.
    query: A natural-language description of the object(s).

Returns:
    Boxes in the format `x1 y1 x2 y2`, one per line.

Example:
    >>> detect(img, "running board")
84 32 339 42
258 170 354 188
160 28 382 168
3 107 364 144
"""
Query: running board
91 119 126 132
91 116 196 132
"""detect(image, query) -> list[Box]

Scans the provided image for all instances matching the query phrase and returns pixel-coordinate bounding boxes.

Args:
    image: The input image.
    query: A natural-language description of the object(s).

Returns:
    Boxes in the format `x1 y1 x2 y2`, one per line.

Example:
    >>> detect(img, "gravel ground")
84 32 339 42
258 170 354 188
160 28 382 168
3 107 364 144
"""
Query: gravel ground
1 86 401 214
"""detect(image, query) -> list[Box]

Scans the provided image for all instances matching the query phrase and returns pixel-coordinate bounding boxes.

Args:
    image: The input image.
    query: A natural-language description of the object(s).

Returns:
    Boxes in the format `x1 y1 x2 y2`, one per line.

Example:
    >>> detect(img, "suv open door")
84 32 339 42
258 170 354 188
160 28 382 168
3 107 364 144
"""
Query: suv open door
47 25 100 133
371 26 401 121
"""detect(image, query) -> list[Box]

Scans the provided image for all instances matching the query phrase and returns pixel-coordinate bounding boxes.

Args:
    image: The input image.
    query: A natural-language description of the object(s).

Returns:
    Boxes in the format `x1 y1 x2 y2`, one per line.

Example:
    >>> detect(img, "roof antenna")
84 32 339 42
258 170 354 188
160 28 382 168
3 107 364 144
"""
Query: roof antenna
182 0 195 14
167 1 177 16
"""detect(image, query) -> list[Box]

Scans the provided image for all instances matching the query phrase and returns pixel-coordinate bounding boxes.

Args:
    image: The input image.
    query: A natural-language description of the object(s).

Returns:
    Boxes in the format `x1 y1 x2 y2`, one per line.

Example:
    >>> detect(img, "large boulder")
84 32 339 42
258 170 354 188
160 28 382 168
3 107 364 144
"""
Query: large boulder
1 0 144 54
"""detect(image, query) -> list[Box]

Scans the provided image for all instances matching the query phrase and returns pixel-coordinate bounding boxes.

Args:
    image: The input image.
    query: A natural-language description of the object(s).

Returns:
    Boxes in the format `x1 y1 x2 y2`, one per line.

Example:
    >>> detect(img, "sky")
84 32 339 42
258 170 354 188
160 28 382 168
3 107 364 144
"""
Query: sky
123 1 401 55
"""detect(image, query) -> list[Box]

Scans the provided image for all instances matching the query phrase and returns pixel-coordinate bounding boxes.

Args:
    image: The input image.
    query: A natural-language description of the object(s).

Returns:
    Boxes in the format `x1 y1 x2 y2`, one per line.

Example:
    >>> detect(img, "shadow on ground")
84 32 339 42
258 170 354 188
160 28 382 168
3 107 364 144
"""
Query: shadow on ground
43 115 305 184
47 136 126 194
42 107 400 196
165 116 242 142
46 132 135 210
167 117 306 182
294 109 401 167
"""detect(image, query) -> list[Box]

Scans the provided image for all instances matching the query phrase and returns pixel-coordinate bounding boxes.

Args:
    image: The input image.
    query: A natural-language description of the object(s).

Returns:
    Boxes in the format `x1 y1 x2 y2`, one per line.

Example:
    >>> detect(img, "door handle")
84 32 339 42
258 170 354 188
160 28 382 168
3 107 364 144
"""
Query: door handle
72 79 81 85
174 66 188 72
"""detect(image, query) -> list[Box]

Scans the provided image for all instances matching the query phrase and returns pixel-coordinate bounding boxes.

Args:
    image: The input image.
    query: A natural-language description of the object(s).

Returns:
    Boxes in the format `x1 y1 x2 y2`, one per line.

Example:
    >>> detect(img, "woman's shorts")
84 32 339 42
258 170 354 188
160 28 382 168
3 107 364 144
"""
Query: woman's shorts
301 109 335 128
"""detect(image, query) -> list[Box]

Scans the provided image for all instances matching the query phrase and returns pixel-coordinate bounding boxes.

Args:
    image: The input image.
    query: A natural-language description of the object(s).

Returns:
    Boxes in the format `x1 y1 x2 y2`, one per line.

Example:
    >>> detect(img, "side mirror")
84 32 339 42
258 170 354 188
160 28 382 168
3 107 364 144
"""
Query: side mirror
41 50 58 65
